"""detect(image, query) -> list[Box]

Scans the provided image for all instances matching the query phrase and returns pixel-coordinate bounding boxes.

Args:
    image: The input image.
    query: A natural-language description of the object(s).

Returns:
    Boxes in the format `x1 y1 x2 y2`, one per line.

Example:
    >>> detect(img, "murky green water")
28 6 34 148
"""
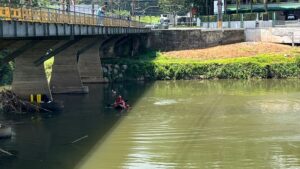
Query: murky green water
1 80 300 169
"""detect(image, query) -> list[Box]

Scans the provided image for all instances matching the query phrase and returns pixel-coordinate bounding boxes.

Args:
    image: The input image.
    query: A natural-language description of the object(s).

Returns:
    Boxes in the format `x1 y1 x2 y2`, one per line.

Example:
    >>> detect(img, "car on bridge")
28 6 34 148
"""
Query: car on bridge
144 24 159 29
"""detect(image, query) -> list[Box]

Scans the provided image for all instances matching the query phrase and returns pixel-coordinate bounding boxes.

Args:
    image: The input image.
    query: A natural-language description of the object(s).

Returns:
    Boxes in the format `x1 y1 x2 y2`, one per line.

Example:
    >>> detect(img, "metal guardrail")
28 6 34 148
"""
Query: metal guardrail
0 3 146 28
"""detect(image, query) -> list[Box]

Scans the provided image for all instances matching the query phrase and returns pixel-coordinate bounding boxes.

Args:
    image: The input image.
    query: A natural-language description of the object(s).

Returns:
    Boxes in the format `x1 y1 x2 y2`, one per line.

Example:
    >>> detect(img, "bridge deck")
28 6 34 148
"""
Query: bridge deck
0 4 144 28
0 3 150 38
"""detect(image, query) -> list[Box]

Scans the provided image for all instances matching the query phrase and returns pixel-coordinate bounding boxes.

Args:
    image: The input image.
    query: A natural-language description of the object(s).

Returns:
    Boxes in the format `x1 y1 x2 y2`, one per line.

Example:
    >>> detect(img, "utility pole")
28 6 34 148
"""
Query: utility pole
217 0 223 28
66 0 70 12
205 0 208 15
61 0 65 11
92 0 95 15
131 0 135 16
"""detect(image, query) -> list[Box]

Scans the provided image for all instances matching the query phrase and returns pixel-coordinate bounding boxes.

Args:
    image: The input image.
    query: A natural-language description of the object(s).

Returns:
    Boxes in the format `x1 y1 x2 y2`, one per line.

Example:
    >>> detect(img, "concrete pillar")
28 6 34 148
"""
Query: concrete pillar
78 39 108 83
12 40 58 100
50 39 90 94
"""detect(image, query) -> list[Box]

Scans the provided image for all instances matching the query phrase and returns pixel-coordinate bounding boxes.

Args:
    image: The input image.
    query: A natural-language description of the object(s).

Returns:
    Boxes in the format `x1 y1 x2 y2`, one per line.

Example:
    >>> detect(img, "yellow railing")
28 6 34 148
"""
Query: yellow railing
0 4 145 28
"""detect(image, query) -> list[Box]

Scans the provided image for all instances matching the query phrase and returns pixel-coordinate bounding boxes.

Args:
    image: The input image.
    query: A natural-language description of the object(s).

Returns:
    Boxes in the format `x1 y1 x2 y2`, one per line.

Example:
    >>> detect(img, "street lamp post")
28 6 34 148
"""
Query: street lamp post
190 3 193 27
217 0 223 28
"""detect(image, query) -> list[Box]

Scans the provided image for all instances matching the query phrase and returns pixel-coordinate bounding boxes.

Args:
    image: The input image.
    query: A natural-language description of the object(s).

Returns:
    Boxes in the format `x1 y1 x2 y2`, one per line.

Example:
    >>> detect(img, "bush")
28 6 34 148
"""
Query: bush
0 53 13 85
104 54 300 81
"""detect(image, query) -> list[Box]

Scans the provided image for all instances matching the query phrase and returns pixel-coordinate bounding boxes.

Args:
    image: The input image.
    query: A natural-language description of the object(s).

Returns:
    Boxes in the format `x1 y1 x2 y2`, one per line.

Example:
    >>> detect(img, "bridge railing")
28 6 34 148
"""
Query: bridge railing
0 3 146 28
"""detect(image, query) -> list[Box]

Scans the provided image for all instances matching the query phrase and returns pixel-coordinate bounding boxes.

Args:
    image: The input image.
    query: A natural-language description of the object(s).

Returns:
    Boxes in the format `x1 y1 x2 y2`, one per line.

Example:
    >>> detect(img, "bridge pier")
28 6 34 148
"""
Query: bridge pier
50 39 90 94
12 40 58 100
78 39 108 83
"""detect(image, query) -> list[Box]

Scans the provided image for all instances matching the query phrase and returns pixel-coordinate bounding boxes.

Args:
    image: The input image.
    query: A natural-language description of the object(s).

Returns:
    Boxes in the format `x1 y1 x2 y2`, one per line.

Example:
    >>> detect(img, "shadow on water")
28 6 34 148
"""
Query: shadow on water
0 81 154 169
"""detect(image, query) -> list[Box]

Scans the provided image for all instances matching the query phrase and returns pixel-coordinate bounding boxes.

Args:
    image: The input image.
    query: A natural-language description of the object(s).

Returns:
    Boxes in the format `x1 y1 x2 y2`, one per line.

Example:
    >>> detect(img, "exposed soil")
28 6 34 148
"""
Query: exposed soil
163 42 299 60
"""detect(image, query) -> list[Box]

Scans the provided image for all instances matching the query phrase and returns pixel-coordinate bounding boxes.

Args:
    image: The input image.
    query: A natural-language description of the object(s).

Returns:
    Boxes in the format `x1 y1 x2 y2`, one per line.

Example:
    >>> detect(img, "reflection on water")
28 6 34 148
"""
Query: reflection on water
153 99 178 105
1 80 300 169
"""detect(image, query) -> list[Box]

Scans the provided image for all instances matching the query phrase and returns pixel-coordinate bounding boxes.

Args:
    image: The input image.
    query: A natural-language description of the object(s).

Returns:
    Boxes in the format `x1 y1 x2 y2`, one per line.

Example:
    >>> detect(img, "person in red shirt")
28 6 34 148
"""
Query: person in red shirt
114 95 128 109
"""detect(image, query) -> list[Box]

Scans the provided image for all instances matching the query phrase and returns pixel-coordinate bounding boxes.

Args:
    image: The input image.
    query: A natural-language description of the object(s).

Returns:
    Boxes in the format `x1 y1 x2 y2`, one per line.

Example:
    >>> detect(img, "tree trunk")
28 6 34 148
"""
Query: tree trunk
236 0 238 14
205 0 208 15
218 0 223 28
264 0 268 12
250 0 253 13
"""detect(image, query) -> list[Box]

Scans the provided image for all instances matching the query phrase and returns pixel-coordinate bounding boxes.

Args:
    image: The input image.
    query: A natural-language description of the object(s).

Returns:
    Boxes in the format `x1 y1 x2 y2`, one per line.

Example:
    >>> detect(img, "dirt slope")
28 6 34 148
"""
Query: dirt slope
163 42 297 60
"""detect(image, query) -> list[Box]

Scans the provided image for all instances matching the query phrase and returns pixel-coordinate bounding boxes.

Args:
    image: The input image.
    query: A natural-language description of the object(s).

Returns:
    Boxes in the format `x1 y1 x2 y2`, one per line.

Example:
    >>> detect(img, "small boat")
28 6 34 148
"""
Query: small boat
113 103 130 111
0 124 12 139
114 104 126 110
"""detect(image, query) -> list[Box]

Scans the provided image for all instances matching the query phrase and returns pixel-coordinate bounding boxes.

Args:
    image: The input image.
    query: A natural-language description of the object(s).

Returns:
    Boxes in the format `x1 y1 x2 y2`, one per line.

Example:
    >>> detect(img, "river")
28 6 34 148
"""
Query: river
1 80 300 169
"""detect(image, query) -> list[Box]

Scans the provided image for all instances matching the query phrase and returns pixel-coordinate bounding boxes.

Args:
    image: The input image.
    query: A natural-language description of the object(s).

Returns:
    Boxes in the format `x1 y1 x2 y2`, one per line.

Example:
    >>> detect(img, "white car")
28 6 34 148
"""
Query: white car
144 24 159 29
287 14 297 20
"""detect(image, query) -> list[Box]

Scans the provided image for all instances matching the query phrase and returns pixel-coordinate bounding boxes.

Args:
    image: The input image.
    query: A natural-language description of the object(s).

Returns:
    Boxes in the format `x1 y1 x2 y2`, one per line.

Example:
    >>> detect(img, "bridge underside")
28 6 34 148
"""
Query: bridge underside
0 34 147 101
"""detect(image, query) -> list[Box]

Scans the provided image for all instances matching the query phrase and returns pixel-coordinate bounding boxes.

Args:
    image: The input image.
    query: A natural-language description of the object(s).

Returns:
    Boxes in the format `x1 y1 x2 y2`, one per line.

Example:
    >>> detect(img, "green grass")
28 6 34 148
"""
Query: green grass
104 51 300 80
135 16 160 24
111 52 296 65
153 53 296 65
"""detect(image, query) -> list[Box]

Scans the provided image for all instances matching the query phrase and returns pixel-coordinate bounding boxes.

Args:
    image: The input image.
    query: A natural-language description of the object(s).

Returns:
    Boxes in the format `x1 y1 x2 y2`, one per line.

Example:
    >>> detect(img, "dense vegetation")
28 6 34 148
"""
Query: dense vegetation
1 50 300 86
0 53 13 86
136 16 160 24
103 52 300 81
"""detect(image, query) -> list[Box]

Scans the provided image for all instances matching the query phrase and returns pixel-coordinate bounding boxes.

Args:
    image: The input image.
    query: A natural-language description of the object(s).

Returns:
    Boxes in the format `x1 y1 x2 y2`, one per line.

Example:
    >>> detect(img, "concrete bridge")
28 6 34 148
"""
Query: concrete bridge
0 4 150 102
0 4 245 103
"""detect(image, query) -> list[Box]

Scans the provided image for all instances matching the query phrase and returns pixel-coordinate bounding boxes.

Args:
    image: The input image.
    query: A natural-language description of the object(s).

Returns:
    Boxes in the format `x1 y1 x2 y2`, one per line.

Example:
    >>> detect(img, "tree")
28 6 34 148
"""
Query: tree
236 0 240 13
186 0 214 16
2 0 21 4
159 0 188 15
0 52 13 85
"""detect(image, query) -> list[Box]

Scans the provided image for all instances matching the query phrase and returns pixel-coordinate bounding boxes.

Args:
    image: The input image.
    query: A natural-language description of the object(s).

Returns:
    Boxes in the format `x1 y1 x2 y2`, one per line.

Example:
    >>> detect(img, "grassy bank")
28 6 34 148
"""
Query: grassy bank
134 16 160 24
103 51 300 81
1 43 300 85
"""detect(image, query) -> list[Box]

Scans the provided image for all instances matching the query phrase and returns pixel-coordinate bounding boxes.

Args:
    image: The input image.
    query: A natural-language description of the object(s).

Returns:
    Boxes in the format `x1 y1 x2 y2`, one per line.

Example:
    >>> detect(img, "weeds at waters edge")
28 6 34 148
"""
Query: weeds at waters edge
103 52 300 80
0 53 13 86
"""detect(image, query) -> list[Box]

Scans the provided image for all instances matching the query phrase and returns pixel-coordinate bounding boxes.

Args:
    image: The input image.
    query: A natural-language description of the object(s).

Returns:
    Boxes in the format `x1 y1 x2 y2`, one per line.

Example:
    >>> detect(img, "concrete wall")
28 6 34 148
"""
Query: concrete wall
148 29 245 51
245 28 300 44
201 21 273 29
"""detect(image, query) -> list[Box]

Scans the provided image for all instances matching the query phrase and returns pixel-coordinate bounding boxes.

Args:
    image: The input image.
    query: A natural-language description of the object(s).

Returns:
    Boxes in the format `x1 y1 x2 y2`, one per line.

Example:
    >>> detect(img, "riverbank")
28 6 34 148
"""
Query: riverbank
1 42 300 85
102 42 300 81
